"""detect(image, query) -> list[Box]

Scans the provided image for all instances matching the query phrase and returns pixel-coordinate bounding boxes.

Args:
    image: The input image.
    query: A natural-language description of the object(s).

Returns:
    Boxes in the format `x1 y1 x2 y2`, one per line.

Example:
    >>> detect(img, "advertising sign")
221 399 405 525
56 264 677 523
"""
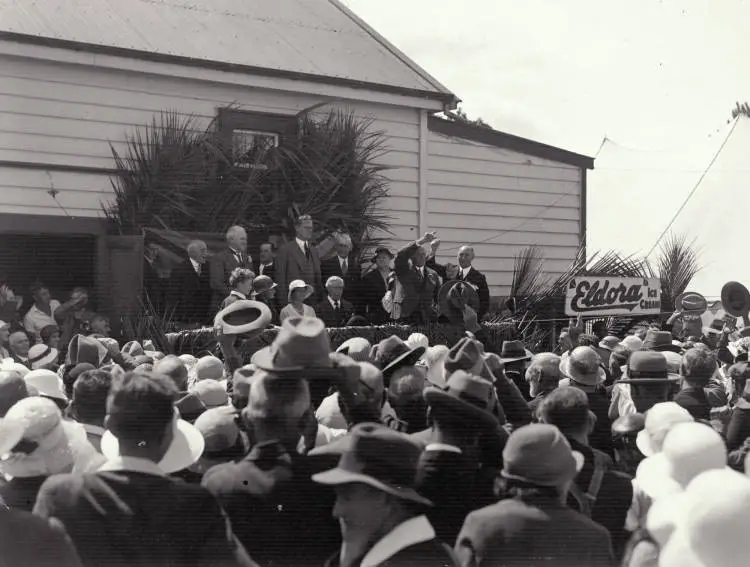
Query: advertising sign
564 277 662 317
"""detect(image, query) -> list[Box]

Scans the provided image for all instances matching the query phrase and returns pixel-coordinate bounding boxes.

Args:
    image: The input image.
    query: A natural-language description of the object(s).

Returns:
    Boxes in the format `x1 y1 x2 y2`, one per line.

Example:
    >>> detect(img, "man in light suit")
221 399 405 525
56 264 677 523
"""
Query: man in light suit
275 215 322 305
394 232 441 325
210 226 254 310
428 243 491 319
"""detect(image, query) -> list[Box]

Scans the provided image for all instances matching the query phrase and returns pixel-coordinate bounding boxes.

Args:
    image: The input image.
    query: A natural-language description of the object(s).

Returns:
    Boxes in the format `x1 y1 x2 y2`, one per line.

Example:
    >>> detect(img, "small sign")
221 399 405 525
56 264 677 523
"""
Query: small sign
565 277 661 316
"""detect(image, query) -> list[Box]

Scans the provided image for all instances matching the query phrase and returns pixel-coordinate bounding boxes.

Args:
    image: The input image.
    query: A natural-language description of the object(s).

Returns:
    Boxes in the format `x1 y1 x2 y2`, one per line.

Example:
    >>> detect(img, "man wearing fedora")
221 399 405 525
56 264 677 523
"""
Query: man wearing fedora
275 215 323 307
417 370 502 544
499 340 534 400
313 423 457 567
393 232 441 325
34 371 256 567
427 243 490 319
454 424 613 567
359 247 394 324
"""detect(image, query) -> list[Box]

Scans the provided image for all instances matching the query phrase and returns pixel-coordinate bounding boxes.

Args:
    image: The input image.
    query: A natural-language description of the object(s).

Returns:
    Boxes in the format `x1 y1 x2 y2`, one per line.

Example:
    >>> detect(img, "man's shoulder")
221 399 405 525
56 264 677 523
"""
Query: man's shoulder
202 458 289 497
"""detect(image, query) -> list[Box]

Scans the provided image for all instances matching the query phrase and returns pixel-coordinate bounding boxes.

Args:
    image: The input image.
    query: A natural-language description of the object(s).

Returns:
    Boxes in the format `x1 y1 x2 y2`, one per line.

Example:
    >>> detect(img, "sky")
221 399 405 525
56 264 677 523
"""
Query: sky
342 0 750 298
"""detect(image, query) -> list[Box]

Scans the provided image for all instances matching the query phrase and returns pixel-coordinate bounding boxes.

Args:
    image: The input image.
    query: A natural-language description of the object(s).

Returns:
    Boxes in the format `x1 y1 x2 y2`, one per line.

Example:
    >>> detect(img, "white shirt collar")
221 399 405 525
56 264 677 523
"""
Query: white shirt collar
360 515 436 567
98 456 165 477
189 258 201 272
461 266 472 278
339 256 348 264
424 443 462 454
296 237 308 252
230 290 247 300
328 295 340 308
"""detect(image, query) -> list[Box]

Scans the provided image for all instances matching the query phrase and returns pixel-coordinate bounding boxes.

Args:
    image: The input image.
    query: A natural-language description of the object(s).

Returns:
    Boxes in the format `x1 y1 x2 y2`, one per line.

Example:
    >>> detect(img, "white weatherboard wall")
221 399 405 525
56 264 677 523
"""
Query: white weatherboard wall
427 130 582 297
0 53 420 247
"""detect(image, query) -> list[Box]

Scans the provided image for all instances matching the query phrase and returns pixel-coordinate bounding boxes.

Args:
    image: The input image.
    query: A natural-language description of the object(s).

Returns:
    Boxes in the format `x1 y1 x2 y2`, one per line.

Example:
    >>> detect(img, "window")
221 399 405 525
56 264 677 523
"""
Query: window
217 108 298 171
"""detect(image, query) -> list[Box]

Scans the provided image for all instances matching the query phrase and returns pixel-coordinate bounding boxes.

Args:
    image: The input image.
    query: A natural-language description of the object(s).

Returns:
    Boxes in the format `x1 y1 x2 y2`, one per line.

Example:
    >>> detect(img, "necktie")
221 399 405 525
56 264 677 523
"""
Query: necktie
334 301 340 311
235 252 242 265
304 243 311 260
341 258 348 276
195 264 201 276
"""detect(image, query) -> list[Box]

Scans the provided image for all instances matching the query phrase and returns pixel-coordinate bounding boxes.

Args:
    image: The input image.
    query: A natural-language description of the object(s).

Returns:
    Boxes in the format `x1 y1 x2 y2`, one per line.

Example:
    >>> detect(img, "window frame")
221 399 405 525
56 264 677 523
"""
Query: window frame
216 108 298 170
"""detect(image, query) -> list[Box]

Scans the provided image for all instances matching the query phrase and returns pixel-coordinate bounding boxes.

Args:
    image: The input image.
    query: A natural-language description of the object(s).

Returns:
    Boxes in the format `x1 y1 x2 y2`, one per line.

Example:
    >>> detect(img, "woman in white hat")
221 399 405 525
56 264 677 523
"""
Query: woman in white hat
279 279 316 323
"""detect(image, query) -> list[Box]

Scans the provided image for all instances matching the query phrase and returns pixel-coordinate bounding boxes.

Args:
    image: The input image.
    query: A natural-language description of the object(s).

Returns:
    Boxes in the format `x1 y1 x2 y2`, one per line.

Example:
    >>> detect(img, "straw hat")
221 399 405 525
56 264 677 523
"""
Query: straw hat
287 279 314 303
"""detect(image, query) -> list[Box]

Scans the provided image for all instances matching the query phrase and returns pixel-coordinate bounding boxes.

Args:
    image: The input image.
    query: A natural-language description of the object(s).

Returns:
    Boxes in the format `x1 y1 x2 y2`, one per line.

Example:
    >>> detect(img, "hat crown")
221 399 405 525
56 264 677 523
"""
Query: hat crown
443 370 493 410
502 423 578 487
445 337 483 375
628 351 668 377
500 340 527 358
270 316 331 368
253 275 274 290
338 424 421 490
568 346 600 374
642 330 674 349
5 396 61 441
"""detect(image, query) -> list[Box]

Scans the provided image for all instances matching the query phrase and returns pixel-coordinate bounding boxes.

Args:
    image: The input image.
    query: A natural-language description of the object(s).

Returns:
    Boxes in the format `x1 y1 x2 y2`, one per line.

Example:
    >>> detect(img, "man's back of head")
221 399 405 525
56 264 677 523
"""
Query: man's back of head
538 386 591 440
243 373 310 450
681 347 718 386
71 369 112 426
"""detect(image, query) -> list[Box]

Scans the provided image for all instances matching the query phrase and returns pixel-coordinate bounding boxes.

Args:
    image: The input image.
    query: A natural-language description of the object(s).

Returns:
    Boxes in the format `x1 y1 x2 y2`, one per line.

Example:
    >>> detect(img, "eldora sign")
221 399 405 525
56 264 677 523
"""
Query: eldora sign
565 277 662 316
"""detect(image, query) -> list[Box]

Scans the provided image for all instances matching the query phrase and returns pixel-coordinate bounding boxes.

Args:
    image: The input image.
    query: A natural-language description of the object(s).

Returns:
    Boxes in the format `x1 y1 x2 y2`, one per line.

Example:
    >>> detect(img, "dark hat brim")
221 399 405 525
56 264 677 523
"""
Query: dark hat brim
423 387 498 429
618 373 681 384
499 350 533 364
312 467 432 507
382 346 426 378
437 281 480 325
644 344 683 353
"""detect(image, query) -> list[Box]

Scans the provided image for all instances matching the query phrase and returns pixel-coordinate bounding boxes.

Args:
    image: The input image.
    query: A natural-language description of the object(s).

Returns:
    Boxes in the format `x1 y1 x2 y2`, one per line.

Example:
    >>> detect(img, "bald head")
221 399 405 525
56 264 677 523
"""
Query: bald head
154 355 188 391
457 246 475 269
226 226 247 252
186 240 208 264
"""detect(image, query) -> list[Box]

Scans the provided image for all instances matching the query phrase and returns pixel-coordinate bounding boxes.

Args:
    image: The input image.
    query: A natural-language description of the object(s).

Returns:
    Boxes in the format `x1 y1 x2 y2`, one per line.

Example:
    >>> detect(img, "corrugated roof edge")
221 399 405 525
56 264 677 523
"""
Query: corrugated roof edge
0 30 458 106
328 0 459 104
428 115 595 170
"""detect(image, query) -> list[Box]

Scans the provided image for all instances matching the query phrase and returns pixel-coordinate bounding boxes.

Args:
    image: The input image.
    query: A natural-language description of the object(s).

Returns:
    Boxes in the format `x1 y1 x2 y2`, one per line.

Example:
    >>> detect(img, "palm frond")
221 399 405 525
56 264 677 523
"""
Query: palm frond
656 233 702 307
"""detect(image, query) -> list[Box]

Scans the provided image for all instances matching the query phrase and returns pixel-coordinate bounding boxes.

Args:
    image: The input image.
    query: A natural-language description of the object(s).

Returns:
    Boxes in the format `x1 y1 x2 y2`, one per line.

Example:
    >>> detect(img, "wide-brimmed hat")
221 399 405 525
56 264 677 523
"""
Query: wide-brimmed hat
635 421 728 500
254 316 332 374
442 337 485 379
66 334 110 367
612 412 646 437
215 300 271 336
560 346 605 386
501 423 584 487
27 344 59 370
24 369 68 403
0 417 25 457
641 330 681 353
101 415 205 474
370 247 394 263
424 370 498 428
499 340 533 364
598 336 621 352
370 335 425 380
635 401 694 457
311 422 431 506
619 351 681 384
721 281 750 318
251 275 277 297
336 337 372 363
193 406 240 454
438 280 480 325
287 279 314 302
0 359 29 378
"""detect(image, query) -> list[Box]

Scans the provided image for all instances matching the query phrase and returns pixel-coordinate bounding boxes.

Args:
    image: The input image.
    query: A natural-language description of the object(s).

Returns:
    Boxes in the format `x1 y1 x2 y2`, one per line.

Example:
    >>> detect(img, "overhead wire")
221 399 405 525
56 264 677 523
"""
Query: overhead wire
644 116 740 259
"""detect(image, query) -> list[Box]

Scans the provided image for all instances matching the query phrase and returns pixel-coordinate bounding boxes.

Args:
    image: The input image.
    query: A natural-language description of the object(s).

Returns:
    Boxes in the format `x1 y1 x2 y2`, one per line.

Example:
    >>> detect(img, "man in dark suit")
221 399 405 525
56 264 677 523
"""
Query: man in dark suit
358 247 394 324
275 215 322 305
256 242 276 282
320 236 359 304
33 371 256 567
143 240 164 313
394 232 441 325
170 240 212 324
210 226 254 310
428 243 490 319
315 277 355 328
203 373 340 567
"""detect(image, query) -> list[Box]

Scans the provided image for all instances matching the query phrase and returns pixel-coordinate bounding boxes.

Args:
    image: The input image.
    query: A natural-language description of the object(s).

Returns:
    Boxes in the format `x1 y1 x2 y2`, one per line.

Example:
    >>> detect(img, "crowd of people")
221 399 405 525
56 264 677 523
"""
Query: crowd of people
1 228 749 567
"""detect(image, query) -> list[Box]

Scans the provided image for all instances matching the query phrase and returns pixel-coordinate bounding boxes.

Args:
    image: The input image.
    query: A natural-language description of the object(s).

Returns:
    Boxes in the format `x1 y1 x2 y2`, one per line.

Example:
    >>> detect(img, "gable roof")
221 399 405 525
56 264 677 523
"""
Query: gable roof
428 116 595 170
0 0 458 105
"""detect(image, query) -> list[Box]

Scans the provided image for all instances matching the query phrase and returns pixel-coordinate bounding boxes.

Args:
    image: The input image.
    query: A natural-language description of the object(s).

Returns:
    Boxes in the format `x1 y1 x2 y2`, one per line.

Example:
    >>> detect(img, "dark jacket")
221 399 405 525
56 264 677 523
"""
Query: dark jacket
0 476 47 512
585 389 615 459
427 259 491 319
210 248 254 310
416 448 496 544
314 297 355 328
359 267 392 324
170 259 212 324
275 240 323 306
673 386 711 421
455 495 613 567
323 516 457 567
568 438 633 558
394 242 440 324
320 255 360 303
202 440 340 567
0 507 83 567
725 399 750 452
257 262 275 282
34 469 255 567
